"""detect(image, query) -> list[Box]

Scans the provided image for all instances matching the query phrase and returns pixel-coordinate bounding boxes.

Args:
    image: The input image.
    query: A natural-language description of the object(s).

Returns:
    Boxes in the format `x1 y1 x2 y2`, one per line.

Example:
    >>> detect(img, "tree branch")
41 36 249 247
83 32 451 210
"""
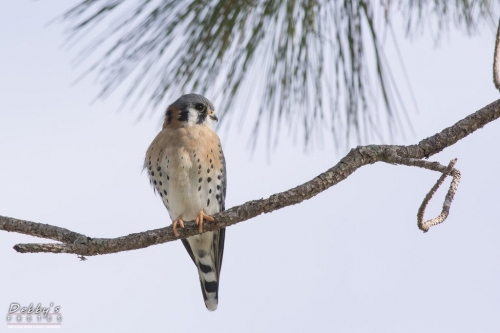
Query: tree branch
2 99 500 257
494 18 500 92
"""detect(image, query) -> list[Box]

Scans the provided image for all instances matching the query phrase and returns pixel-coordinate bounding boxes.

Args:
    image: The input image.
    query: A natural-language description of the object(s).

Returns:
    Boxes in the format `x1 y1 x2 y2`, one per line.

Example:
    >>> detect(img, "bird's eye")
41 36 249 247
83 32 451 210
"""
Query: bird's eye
195 103 204 111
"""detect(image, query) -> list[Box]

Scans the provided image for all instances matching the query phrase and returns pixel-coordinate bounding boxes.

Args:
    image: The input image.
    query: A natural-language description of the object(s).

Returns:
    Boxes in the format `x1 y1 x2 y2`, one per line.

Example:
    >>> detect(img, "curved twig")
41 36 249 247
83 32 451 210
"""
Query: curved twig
494 18 500 92
417 159 460 232
1 99 500 256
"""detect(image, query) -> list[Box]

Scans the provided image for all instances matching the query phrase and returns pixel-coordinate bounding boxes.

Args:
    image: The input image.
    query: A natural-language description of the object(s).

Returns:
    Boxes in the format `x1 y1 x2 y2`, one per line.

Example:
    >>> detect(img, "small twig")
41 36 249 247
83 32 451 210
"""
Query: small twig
417 159 460 232
494 18 500 92
382 155 461 232
385 154 450 173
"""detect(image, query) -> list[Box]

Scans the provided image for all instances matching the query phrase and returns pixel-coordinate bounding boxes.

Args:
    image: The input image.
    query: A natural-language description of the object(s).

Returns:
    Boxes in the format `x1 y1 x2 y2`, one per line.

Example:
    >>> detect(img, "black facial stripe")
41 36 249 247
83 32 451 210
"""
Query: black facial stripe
166 109 173 124
197 111 207 124
178 109 189 122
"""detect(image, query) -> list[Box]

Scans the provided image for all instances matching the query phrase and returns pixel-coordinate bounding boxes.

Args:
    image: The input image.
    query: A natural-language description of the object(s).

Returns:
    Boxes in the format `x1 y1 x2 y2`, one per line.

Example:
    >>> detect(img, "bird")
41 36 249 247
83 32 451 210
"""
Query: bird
144 94 226 311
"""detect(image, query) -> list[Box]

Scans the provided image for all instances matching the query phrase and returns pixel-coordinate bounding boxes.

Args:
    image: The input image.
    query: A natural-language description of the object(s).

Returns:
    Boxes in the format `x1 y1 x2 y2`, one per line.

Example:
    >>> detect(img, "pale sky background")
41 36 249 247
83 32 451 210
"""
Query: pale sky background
1 2 500 332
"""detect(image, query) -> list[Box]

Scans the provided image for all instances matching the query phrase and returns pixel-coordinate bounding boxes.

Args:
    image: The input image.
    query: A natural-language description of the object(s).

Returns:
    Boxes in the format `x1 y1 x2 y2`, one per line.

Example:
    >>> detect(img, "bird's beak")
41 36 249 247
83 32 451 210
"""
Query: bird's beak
209 110 218 122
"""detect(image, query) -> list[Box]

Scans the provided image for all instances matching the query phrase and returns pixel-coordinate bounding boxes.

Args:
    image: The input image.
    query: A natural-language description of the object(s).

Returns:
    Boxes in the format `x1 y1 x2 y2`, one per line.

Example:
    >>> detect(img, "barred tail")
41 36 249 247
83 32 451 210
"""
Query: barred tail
197 254 219 311
181 229 225 311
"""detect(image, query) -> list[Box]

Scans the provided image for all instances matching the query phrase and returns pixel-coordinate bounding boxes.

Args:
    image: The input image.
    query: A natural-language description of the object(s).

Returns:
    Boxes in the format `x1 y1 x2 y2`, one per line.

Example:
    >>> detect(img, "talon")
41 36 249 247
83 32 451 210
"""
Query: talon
195 210 214 233
172 215 184 237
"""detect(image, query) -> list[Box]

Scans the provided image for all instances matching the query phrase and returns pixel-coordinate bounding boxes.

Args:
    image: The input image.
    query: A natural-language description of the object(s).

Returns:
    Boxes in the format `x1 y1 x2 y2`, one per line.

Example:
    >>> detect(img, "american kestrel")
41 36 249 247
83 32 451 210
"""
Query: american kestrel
145 94 226 311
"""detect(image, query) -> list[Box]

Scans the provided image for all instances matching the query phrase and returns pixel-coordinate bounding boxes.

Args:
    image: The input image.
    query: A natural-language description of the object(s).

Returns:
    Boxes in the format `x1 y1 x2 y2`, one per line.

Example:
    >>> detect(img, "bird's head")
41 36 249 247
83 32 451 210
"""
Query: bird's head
163 94 218 129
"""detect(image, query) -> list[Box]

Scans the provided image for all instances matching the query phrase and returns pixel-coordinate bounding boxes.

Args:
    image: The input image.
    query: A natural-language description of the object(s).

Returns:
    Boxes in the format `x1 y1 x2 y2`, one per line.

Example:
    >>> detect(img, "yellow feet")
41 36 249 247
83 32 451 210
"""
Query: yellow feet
172 215 185 237
196 210 214 233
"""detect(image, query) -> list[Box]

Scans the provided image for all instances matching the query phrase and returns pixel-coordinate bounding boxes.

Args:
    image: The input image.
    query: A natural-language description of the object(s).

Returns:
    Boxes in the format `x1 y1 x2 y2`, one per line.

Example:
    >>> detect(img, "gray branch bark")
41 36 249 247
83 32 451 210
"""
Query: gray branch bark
2 99 500 257
494 18 500 92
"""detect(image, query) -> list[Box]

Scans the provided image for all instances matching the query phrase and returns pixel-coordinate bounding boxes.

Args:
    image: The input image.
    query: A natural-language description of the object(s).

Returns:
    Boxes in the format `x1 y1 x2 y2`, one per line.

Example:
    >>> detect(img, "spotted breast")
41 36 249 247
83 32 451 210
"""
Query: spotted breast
145 94 226 311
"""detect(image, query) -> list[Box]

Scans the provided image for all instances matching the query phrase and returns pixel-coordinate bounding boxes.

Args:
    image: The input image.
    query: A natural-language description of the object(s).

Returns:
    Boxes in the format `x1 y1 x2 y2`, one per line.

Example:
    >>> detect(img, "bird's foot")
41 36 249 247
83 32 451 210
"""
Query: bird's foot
195 210 214 233
172 215 185 237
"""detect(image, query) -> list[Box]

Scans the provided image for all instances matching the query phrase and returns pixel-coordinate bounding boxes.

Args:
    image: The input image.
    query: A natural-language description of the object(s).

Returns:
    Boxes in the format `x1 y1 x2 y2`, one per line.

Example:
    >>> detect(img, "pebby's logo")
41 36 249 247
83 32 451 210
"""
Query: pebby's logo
6 302 62 328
